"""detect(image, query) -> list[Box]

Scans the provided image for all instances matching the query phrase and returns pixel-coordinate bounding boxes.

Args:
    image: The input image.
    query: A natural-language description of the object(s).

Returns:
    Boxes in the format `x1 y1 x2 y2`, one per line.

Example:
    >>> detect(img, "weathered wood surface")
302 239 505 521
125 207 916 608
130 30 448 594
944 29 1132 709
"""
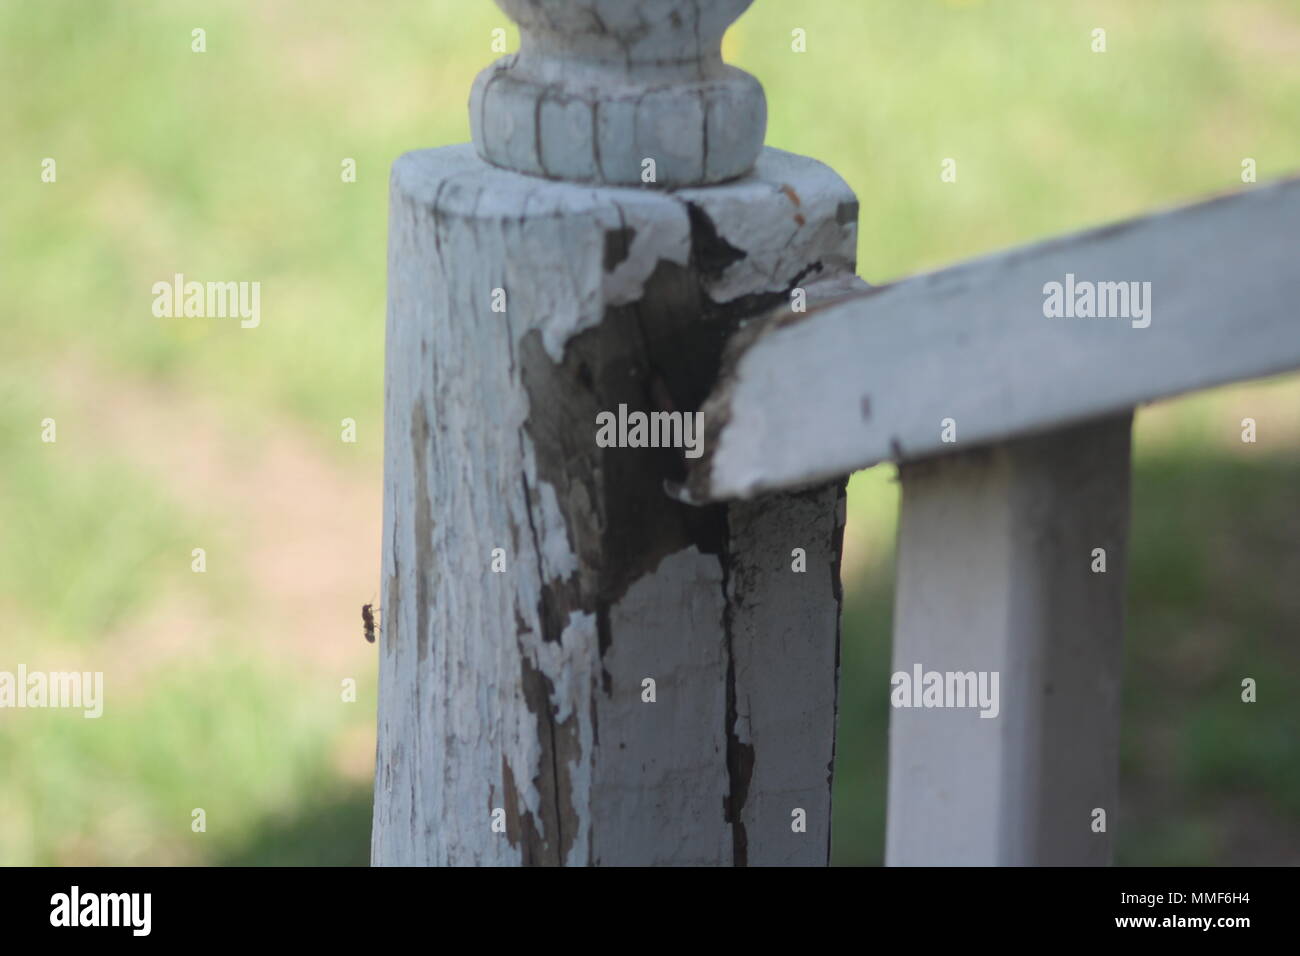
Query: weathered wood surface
886 416 1131 866
471 0 766 188
373 143 859 865
689 176 1300 501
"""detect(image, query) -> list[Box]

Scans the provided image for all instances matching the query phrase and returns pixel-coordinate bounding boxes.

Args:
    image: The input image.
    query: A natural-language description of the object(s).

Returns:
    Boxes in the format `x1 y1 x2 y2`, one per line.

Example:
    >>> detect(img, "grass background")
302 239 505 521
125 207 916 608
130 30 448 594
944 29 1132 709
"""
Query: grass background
1 0 1297 865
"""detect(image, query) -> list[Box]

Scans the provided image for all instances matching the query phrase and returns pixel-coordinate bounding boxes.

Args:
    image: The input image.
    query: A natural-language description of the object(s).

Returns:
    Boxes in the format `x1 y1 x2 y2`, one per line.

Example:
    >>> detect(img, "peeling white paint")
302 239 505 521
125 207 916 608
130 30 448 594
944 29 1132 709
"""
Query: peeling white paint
376 141 859 866
696 177 1300 501
470 0 766 188
535 478 580 581
679 149 859 303
601 202 691 307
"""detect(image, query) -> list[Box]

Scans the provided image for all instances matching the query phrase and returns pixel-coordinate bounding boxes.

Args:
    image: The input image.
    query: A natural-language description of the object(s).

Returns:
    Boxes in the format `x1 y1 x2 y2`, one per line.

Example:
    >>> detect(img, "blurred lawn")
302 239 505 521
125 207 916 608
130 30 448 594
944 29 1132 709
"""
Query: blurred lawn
1 0 1297 865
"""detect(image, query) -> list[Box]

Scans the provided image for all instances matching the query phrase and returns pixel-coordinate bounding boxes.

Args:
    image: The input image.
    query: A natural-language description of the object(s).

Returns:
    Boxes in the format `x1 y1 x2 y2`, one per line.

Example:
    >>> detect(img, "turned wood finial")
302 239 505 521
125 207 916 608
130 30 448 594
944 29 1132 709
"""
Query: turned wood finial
470 0 766 188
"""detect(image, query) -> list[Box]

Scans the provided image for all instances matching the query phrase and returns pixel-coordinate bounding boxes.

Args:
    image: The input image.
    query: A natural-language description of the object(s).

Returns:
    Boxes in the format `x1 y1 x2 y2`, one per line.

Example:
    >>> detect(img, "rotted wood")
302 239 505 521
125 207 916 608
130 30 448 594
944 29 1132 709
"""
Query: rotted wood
688 175 1300 503
374 143 861 865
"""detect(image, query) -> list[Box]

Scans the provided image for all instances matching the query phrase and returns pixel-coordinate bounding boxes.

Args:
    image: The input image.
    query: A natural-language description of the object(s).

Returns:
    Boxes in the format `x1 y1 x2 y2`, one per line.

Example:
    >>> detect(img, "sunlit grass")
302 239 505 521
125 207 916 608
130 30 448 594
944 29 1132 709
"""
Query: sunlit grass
2 0 1298 865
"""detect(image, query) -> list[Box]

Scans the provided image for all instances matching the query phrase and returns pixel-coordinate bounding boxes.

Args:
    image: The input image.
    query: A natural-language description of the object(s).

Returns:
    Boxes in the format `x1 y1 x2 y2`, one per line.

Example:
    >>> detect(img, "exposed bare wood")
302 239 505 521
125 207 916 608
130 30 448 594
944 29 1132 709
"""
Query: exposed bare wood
373 143 859 865
691 176 1300 501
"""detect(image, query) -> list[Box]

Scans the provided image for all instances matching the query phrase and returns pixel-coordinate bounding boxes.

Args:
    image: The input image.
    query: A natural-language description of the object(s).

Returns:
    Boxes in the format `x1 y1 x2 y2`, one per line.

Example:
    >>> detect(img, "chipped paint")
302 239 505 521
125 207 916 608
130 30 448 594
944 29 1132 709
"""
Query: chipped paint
375 141 860 865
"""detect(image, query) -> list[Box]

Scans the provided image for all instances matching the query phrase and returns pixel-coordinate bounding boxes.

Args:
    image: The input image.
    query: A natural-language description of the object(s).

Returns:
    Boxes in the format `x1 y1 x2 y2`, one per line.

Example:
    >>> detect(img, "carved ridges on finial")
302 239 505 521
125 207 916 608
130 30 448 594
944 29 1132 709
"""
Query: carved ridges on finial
471 0 766 188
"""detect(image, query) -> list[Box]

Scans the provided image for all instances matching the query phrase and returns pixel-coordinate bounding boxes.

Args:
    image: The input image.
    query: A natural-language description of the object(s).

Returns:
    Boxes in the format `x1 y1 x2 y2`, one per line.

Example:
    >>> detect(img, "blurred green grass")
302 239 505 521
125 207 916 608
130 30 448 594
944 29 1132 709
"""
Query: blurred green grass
1 0 1297 865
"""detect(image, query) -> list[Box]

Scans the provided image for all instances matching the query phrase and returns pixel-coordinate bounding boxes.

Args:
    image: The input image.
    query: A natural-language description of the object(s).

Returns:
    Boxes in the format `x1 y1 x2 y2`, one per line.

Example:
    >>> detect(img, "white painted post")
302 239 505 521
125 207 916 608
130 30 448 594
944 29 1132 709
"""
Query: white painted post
471 0 767 188
688 176 1300 501
683 173 1300 864
373 0 861 865
886 416 1131 865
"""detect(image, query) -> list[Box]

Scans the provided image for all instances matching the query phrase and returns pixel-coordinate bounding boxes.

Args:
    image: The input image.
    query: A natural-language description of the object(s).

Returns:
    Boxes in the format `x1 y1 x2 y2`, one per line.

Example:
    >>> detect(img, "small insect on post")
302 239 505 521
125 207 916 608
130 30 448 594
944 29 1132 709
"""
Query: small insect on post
362 603 377 644
373 0 863 865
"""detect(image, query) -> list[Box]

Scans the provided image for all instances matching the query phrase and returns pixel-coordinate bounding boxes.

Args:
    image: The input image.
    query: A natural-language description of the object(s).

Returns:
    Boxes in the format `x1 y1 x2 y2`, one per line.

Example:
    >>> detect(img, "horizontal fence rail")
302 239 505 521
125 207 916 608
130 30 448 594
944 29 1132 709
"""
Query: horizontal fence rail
379 0 1299 868
688 176 1300 502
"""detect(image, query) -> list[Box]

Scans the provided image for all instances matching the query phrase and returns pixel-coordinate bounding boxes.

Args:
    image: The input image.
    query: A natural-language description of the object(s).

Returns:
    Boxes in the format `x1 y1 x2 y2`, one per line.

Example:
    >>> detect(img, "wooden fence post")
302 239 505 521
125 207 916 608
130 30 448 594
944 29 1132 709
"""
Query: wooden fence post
687 176 1300 864
885 416 1132 865
372 0 860 865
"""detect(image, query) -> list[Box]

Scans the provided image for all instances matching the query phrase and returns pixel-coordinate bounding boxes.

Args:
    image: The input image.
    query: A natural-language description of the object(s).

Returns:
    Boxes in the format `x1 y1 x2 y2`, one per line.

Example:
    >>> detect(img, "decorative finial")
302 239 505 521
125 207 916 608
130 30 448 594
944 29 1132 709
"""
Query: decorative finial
470 0 766 188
